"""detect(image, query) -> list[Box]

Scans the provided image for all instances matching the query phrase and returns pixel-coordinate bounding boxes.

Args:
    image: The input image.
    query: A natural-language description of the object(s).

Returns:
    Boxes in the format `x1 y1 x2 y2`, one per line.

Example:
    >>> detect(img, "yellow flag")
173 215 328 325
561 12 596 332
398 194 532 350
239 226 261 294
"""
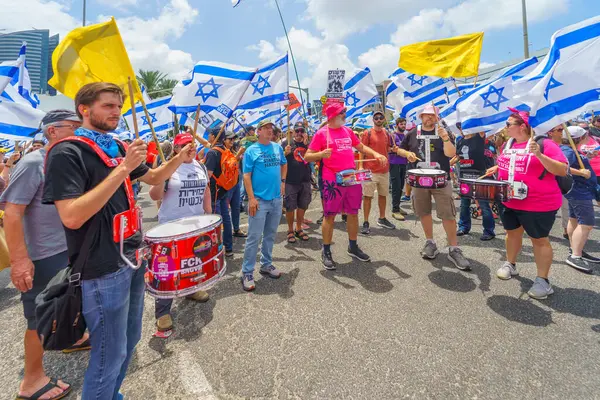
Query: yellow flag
48 17 141 112
398 32 484 78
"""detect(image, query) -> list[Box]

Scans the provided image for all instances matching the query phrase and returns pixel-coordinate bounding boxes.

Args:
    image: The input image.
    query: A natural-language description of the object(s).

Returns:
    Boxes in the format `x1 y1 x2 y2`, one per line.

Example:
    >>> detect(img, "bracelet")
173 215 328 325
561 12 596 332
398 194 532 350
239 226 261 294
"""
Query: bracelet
442 138 450 143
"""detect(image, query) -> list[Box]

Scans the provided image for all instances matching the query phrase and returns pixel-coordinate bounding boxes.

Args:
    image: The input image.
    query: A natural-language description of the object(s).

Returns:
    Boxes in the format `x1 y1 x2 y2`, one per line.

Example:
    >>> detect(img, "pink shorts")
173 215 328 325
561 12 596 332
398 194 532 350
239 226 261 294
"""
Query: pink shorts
322 180 362 216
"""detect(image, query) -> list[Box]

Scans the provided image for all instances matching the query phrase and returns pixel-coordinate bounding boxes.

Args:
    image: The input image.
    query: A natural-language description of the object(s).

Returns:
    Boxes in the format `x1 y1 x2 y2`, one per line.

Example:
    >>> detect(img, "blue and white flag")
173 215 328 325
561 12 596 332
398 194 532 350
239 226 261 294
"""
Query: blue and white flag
513 16 600 133
238 54 288 112
438 57 539 135
281 107 304 132
232 0 242 7
123 95 174 137
0 60 21 96
247 109 280 128
307 115 322 132
0 101 46 141
140 84 152 103
344 67 378 119
353 112 374 130
386 68 453 119
168 61 257 124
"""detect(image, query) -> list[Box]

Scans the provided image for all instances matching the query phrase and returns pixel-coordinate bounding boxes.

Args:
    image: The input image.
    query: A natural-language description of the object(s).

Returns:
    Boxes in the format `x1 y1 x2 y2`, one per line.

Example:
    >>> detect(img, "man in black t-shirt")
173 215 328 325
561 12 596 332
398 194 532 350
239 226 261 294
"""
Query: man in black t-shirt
454 132 496 240
394 104 470 270
43 82 194 399
205 129 237 256
281 122 312 242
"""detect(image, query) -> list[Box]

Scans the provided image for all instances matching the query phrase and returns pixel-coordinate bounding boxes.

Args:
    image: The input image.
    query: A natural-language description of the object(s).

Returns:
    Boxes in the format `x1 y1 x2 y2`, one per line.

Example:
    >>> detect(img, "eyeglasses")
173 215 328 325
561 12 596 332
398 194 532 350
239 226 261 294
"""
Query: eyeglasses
506 122 522 128
374 116 385 121
295 128 305 133
552 127 564 132
52 124 80 130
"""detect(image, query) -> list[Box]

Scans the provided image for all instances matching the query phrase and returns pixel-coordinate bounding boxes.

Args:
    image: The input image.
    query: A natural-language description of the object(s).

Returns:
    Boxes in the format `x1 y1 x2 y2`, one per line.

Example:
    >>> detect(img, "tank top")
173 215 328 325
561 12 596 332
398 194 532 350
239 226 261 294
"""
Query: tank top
158 161 208 224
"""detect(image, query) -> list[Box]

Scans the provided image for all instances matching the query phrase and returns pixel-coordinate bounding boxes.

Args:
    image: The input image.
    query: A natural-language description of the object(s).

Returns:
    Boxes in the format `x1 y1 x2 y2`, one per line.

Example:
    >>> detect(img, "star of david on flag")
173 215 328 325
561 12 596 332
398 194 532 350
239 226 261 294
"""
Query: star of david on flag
124 95 174 137
480 85 509 111
195 78 222 102
238 53 289 112
407 74 426 87
251 75 271 96
140 112 158 126
343 67 378 119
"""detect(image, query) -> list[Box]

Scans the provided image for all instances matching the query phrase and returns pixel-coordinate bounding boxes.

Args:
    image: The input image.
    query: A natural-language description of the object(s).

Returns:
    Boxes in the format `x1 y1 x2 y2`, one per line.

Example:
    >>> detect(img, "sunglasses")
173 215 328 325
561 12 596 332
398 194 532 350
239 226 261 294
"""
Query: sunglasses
295 128 305 133
374 116 385 121
506 122 522 127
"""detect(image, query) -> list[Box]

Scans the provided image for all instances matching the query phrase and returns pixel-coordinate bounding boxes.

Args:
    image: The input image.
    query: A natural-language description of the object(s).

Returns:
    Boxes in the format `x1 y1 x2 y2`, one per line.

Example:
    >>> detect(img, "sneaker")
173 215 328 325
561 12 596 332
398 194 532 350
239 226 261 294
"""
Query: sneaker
259 265 282 279
156 314 173 331
361 221 370 235
569 248 600 264
225 249 234 257
392 208 400 214
566 256 593 274
347 246 371 262
448 247 471 271
392 212 405 221
421 241 439 259
456 229 469 237
528 277 554 300
398 208 408 216
316 214 324 225
241 274 255 291
480 233 495 241
186 290 210 302
322 249 336 270
401 195 411 202
377 218 396 229
496 261 518 280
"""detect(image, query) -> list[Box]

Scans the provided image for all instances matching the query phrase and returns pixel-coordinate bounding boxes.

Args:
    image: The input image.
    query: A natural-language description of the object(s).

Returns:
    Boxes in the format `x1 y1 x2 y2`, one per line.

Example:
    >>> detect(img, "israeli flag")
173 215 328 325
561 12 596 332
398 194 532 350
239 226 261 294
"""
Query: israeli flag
307 115 322 132
344 67 379 119
232 0 242 7
0 101 46 141
386 68 453 119
439 56 539 135
353 112 374 130
168 61 257 124
247 109 280 127
0 60 21 96
238 54 289 111
140 84 152 103
123 95 174 137
281 107 304 132
513 16 600 133
0 138 15 155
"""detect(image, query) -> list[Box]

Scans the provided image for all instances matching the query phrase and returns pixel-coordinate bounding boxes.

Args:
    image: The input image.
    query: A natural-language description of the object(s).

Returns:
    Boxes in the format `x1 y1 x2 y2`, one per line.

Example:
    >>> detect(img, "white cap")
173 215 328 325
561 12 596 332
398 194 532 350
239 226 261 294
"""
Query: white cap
563 126 586 140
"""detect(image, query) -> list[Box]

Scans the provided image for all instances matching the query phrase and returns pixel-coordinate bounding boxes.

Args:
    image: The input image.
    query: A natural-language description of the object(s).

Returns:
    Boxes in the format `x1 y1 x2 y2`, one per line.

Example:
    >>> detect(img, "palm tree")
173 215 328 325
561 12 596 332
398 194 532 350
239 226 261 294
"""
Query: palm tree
136 70 176 99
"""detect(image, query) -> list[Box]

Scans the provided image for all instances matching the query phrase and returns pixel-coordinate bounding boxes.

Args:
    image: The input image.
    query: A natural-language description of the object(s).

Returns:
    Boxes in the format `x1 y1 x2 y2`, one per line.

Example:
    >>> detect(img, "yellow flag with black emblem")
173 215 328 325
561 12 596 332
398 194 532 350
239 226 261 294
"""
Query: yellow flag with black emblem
48 17 142 113
398 32 484 78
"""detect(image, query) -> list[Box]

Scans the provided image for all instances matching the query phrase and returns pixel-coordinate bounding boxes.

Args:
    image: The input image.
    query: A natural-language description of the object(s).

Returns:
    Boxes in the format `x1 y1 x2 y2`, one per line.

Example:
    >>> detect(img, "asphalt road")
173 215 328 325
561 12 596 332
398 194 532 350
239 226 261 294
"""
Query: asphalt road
1 188 600 399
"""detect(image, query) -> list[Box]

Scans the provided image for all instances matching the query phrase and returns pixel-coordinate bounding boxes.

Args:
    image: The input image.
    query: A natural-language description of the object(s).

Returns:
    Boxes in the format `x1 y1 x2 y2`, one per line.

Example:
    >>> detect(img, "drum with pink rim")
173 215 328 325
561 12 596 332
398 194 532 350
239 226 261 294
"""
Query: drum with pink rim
335 169 373 186
144 215 226 299
459 178 512 202
407 169 447 189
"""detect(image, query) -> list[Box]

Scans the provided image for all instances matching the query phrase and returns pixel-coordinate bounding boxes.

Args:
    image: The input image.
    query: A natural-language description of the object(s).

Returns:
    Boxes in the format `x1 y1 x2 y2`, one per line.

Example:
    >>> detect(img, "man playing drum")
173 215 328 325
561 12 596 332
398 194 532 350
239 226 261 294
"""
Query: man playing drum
304 99 387 270
393 104 471 270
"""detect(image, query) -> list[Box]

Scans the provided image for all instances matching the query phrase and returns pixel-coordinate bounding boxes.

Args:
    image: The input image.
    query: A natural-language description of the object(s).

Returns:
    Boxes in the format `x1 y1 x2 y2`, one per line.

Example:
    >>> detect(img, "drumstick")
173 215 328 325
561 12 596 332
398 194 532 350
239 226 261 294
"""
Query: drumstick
477 171 493 180
356 158 378 163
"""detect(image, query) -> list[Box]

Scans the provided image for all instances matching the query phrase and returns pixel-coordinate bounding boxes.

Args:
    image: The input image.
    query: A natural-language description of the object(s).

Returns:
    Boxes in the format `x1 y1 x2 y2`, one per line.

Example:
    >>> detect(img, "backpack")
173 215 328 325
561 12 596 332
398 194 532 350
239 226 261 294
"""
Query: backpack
506 135 573 195
212 147 239 191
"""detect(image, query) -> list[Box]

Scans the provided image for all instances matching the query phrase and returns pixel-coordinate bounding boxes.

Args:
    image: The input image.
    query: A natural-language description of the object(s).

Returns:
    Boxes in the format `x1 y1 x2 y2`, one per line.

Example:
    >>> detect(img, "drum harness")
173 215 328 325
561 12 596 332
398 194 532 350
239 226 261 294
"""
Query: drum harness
503 138 530 200
46 136 144 270
416 125 440 169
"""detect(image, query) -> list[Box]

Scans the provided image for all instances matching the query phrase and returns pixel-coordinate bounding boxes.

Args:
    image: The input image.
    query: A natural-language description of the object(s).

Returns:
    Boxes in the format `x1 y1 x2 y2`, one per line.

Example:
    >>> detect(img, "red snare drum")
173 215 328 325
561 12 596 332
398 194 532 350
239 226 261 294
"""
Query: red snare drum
459 178 511 202
407 169 447 189
144 215 226 299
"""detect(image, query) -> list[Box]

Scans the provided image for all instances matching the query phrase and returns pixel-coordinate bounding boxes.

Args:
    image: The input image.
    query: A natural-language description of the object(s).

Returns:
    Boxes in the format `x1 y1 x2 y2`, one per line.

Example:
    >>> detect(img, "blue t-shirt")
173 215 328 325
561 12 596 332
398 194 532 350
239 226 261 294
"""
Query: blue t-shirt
561 145 596 200
243 142 287 201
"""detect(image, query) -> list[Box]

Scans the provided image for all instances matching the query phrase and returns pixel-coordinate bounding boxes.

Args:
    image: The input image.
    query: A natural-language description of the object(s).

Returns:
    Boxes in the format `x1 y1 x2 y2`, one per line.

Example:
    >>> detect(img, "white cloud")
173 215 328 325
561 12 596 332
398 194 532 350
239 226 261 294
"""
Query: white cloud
96 0 138 9
246 40 279 61
479 62 496 69
0 0 79 36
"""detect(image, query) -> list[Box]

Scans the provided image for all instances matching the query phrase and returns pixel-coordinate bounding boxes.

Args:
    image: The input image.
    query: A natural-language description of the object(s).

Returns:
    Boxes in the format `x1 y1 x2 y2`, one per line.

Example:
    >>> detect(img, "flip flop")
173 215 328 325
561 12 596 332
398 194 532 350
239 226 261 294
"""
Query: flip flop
16 378 71 400
62 338 91 354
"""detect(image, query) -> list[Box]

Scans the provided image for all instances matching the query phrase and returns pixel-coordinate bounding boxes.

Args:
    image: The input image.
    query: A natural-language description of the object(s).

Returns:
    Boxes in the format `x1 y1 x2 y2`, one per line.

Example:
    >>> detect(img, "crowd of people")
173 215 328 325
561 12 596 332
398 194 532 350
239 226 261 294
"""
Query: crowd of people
1 82 599 399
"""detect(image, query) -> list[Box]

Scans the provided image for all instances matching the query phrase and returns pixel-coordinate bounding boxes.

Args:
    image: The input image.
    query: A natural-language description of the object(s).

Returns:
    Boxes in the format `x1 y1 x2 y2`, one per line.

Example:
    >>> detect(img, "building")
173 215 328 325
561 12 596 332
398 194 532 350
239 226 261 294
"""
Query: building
0 29 59 95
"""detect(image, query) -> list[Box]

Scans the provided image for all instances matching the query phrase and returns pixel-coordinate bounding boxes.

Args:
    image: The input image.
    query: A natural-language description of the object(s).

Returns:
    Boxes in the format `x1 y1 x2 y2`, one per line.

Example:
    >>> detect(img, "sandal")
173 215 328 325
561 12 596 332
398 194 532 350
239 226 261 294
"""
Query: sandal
287 232 296 243
16 378 72 400
62 338 91 354
295 230 309 241
233 229 247 238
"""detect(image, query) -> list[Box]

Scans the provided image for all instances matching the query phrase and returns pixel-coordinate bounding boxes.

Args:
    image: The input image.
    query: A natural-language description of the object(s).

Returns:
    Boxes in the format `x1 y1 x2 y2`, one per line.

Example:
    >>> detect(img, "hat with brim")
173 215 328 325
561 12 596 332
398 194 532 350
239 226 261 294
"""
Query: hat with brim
174 133 194 146
257 120 274 130
564 126 586 140
373 110 385 118
324 99 346 121
419 104 439 117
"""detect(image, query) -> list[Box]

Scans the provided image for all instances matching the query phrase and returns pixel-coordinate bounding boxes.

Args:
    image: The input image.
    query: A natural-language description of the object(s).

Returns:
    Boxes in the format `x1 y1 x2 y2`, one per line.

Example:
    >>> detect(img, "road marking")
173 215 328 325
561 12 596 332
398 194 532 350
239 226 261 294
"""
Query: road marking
177 349 218 399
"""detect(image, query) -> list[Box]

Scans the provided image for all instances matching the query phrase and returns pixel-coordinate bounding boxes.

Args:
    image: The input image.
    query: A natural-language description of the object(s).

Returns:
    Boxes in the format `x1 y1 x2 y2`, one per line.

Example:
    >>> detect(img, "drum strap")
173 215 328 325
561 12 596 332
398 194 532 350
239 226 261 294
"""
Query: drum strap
416 125 440 168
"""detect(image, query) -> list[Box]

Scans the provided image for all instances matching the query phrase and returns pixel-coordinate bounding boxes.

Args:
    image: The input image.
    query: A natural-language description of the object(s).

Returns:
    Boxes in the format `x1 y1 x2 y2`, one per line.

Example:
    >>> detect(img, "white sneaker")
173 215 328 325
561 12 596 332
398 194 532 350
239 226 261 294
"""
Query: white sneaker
496 261 518 280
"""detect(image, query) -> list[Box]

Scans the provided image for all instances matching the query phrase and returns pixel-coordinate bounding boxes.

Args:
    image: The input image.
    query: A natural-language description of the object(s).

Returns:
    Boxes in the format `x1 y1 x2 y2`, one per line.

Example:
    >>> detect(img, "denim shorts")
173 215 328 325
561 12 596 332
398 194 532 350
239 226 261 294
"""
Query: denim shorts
568 199 596 226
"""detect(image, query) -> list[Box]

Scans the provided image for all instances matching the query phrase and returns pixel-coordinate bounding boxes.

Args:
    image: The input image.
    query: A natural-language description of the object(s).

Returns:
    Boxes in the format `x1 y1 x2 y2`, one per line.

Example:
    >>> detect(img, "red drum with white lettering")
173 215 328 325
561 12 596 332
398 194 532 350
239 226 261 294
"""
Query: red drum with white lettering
144 215 226 299
407 169 447 189
459 178 512 202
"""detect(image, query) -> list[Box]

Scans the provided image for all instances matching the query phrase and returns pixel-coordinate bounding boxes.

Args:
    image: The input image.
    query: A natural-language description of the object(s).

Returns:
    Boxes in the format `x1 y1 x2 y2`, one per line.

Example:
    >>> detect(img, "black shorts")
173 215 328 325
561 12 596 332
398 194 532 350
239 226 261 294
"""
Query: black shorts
500 207 557 239
285 182 312 211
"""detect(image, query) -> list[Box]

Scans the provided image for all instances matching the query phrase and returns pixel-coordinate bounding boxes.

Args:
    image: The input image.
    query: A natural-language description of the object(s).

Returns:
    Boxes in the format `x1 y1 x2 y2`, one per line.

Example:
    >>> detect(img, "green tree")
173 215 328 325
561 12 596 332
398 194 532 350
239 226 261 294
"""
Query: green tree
136 70 177 99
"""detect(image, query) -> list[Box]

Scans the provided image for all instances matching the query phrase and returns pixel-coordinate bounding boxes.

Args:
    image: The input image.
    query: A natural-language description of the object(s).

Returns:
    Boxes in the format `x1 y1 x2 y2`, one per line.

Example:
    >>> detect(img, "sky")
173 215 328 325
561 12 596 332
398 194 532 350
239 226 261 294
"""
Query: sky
0 0 597 103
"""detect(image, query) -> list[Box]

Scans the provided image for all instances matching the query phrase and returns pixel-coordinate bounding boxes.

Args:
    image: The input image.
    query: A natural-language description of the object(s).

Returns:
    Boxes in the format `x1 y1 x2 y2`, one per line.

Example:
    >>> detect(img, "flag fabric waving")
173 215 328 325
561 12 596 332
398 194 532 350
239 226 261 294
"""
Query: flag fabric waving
2 43 40 108
399 32 484 78
168 61 256 125
48 17 142 112
232 0 242 7
353 112 374 130
0 101 46 141
286 92 301 111
513 15 600 133
238 53 288 112
123 95 174 138
0 60 21 96
344 67 379 119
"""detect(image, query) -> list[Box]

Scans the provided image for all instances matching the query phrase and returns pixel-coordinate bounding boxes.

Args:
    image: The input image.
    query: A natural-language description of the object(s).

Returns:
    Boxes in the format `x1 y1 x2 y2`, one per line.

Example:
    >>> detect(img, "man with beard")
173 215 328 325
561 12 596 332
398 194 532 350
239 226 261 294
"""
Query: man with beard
360 110 395 234
43 82 195 398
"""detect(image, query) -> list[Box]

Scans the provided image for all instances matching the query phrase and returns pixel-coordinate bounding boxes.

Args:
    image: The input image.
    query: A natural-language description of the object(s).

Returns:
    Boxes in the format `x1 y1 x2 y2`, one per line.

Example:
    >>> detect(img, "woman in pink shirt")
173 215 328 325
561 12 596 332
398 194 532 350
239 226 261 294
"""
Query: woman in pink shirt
486 109 568 299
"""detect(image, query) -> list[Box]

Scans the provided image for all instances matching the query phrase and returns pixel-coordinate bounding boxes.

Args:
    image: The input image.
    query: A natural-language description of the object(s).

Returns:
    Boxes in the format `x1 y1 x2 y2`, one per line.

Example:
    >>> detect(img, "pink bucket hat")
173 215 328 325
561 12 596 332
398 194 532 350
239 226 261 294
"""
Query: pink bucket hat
419 104 439 117
508 107 530 126
324 99 346 121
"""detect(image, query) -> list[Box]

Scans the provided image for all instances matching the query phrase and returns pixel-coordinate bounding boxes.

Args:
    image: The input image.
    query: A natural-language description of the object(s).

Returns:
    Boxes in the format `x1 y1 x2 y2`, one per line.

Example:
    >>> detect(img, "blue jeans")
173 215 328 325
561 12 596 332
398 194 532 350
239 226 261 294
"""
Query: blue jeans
214 194 233 251
242 197 282 274
458 197 495 236
81 264 145 400
229 180 241 232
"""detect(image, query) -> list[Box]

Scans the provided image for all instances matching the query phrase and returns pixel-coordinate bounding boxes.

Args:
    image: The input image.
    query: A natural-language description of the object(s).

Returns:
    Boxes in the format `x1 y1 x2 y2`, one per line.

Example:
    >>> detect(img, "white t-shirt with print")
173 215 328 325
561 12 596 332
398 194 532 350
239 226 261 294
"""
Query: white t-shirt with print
158 160 208 224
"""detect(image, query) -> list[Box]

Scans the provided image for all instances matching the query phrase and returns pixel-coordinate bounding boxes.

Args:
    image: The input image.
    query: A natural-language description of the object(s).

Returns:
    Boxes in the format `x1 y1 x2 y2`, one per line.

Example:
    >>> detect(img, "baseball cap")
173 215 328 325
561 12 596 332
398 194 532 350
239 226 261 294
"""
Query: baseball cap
41 109 80 126
373 110 385 118
293 122 305 131
564 126 587 140
174 133 194 146
257 120 274 130
224 131 237 140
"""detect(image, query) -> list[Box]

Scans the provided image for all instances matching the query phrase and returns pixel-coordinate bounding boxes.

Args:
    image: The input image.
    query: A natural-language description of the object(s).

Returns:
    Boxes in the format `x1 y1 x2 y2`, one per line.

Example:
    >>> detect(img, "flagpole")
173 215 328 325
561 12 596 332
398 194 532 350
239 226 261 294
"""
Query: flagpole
274 0 307 120
286 108 292 144
563 123 585 170
140 99 166 163
127 77 140 139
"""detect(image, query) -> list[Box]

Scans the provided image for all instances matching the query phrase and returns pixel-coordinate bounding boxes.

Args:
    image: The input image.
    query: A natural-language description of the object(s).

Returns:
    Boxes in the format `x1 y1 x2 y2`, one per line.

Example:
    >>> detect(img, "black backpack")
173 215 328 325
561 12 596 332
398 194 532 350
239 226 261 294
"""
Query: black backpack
506 135 573 195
